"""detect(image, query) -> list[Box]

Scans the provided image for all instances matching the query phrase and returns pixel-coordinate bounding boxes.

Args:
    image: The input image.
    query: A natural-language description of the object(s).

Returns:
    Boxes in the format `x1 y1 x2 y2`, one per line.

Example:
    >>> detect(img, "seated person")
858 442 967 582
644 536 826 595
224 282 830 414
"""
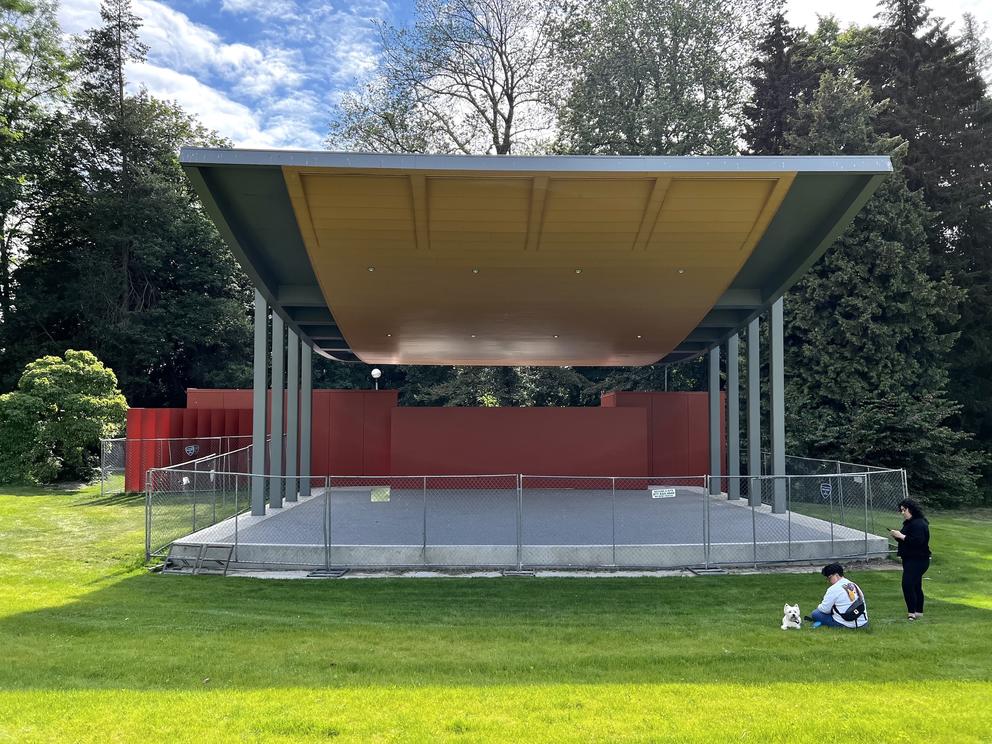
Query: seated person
806 563 869 628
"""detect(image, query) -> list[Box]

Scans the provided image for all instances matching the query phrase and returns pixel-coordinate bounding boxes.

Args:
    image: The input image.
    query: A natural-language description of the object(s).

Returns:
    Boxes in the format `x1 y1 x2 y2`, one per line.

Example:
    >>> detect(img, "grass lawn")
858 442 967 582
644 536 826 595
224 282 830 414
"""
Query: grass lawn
0 485 990 743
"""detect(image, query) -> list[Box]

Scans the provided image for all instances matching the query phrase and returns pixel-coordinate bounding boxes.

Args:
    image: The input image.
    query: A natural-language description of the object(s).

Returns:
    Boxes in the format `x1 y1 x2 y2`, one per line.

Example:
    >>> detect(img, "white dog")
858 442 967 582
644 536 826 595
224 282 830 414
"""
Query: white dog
781 603 802 630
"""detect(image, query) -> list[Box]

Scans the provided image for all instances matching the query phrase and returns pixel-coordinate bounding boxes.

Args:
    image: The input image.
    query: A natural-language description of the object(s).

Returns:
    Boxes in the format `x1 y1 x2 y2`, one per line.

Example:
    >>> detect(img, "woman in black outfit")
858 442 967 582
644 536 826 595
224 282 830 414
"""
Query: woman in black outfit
889 498 931 620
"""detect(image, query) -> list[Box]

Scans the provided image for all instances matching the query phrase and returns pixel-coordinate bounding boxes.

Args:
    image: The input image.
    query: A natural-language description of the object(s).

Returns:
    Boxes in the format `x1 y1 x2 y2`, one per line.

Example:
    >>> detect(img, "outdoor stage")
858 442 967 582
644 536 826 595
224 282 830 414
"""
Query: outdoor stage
173 484 888 570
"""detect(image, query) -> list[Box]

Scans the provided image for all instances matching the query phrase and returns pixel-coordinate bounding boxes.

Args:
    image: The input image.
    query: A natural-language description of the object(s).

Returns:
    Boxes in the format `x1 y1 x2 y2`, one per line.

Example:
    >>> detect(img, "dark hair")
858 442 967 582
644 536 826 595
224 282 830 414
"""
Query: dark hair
898 498 925 519
821 563 844 578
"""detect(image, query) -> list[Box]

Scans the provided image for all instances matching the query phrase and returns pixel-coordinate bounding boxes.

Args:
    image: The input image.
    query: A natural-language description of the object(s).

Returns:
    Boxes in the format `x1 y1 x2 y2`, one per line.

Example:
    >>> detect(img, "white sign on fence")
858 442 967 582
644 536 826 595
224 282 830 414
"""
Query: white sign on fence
651 488 677 499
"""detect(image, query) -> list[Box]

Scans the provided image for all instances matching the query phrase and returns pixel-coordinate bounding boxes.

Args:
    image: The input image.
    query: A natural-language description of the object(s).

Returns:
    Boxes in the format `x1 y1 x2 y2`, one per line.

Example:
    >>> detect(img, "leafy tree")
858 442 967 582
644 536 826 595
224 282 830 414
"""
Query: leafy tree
0 350 126 483
780 72 981 505
329 0 564 155
0 0 69 321
1 0 252 406
556 0 778 155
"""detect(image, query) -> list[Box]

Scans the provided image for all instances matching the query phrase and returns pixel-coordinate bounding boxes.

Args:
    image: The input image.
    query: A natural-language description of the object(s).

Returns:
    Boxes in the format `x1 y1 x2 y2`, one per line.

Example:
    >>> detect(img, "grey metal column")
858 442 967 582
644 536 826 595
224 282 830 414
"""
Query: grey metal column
708 346 721 496
727 333 741 500
285 328 299 502
270 313 285 508
747 317 761 507
770 298 786 513
250 290 268 516
300 343 312 499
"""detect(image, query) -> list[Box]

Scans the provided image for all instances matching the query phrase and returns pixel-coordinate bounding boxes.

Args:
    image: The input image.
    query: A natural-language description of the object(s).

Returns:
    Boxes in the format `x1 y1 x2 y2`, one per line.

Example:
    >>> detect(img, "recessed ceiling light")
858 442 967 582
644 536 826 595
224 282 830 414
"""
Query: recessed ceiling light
471 334 477 338
677 268 685 274
636 335 643 339
472 268 480 274
553 334 559 339
367 266 375 272
574 268 582 274
386 333 392 337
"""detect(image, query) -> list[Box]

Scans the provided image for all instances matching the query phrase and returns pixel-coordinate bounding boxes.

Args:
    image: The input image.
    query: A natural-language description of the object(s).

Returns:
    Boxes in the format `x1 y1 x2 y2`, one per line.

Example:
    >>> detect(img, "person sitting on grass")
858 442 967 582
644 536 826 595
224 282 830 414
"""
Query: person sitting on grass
805 563 869 629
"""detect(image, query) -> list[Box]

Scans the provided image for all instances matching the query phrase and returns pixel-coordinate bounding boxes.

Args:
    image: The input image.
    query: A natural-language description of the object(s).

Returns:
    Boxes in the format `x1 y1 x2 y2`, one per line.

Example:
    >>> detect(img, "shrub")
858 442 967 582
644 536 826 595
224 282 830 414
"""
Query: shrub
0 350 127 484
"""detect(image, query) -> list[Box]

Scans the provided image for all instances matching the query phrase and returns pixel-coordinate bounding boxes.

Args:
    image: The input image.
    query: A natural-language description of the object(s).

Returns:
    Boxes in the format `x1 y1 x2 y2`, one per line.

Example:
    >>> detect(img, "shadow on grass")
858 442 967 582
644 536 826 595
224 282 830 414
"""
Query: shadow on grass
2 568 990 692
72 492 145 508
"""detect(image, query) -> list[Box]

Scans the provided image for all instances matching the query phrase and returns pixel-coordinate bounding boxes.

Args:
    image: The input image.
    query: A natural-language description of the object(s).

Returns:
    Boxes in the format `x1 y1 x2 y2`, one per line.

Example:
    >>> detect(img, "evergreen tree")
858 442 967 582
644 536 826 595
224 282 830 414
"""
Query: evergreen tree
857 0 992 494
2 0 252 405
781 72 981 504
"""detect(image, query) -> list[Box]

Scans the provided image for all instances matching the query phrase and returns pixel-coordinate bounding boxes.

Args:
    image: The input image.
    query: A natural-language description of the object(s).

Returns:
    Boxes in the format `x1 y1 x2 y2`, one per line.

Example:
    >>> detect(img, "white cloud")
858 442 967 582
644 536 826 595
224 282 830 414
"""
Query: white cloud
56 0 335 149
130 62 325 149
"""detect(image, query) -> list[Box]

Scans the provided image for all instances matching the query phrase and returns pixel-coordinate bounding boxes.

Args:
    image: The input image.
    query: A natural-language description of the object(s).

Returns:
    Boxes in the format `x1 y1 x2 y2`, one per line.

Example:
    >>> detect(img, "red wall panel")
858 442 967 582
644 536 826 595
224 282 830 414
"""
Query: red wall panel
390 407 648 476
363 391 397 474
208 409 223 438
125 408 144 492
312 392 330 477
328 392 365 475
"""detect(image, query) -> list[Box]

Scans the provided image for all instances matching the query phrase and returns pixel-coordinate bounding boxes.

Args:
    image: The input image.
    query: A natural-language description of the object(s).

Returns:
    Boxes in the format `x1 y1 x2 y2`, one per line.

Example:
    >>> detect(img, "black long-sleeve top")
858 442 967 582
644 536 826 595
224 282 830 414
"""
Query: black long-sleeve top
897 515 931 559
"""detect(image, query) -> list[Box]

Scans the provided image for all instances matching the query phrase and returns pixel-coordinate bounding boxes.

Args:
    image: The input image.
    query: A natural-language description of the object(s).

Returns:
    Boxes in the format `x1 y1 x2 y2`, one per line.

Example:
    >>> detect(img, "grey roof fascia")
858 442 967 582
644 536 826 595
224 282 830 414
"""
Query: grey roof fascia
179 147 892 176
182 162 331 359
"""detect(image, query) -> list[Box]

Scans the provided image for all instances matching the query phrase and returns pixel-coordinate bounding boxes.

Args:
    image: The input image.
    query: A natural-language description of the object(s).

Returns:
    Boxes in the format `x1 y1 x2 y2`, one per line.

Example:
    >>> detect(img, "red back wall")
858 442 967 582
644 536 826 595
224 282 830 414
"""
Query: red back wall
390 407 648 476
125 389 724 490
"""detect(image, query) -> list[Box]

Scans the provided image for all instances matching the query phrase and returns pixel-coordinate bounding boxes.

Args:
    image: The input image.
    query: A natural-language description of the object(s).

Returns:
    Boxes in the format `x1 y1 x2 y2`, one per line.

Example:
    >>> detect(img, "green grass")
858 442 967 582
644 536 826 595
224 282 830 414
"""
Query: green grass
0 486 990 742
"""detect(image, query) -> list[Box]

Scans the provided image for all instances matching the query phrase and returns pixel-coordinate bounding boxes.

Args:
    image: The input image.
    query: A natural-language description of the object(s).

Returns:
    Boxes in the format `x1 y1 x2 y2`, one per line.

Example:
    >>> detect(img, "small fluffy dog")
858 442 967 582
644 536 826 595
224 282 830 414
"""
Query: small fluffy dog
781 604 802 630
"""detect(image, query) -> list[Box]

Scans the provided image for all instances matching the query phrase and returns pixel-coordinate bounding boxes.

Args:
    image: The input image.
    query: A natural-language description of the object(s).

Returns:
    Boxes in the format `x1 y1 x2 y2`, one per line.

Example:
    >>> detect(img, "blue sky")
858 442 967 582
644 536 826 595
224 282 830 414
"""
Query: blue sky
55 0 991 150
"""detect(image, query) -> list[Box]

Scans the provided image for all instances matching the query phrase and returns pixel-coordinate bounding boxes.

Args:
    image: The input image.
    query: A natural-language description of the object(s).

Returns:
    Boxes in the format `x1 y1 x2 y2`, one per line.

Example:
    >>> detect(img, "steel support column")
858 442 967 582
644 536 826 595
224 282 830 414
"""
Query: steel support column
285 328 299 502
747 317 761 507
250 290 268 516
270 313 285 508
770 298 786 513
727 333 741 500
708 345 722 496
300 344 312 499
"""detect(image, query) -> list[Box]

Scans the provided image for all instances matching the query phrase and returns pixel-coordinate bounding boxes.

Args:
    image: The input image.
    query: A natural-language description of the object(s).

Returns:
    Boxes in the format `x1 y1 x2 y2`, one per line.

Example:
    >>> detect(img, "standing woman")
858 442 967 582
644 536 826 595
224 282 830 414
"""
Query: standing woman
889 499 931 620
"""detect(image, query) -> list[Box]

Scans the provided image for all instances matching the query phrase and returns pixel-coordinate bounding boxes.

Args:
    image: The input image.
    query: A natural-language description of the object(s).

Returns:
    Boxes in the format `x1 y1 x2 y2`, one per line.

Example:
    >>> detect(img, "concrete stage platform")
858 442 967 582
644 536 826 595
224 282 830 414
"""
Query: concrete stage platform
175 486 887 569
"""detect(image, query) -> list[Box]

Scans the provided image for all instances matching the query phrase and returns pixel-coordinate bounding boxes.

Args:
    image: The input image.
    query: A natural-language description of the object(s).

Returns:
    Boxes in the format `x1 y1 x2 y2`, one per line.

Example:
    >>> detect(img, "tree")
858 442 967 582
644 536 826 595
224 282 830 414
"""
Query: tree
329 0 564 155
0 0 69 321
556 0 778 156
1 0 253 406
855 0 992 494
780 72 981 505
0 350 126 483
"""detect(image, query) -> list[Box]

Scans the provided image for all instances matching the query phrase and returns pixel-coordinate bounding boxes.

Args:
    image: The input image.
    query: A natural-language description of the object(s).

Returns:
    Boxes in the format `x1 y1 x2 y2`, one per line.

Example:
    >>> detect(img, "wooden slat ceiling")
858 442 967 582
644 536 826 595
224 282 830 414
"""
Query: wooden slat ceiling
284 167 795 366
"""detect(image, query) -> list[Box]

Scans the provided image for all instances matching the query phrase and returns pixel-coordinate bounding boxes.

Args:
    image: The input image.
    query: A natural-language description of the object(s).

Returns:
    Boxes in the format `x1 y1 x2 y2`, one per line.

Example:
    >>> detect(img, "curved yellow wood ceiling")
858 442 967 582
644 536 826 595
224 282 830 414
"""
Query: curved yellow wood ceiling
284 167 794 366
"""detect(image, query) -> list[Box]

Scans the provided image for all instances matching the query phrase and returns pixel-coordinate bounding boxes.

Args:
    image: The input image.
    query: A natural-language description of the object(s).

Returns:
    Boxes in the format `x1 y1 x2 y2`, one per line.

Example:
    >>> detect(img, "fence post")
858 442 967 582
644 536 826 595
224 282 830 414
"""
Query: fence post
422 476 428 566
864 472 872 560
145 471 152 561
324 476 331 571
611 477 617 567
828 476 836 557
786 477 792 560
234 476 240 563
191 465 198 534
516 474 523 571
750 479 758 568
703 476 710 568
836 461 846 525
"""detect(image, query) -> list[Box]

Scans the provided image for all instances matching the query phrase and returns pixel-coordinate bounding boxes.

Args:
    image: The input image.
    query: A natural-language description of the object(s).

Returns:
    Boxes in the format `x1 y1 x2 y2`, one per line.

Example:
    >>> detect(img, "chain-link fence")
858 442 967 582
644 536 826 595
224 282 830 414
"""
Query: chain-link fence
145 446 254 556
100 435 254 497
146 464 907 570
99 438 126 497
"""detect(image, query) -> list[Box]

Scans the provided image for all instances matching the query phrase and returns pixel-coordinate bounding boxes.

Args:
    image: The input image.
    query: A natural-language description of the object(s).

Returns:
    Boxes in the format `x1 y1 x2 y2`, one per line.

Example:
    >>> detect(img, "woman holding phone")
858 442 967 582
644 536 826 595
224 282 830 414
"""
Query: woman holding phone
889 499 931 620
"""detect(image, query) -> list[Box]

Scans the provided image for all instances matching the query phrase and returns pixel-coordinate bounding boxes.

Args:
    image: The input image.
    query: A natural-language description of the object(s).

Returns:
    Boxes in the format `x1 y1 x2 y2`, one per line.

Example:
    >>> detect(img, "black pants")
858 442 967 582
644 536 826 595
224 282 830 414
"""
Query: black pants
901 557 930 613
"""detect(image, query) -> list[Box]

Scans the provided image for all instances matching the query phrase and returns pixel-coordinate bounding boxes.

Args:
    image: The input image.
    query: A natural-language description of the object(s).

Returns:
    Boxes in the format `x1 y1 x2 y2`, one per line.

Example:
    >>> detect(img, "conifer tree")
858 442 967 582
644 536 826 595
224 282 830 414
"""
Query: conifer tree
781 72 981 504
857 0 992 492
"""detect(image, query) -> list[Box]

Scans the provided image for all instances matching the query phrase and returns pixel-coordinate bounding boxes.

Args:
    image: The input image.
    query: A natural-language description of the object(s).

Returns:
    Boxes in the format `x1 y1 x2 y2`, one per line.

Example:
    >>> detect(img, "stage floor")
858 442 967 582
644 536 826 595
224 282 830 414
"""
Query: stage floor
176 486 887 569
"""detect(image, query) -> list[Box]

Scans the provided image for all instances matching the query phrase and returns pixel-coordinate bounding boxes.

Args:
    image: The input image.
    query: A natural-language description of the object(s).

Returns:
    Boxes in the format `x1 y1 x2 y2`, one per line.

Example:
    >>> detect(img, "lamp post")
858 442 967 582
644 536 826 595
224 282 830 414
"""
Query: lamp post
371 368 381 390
